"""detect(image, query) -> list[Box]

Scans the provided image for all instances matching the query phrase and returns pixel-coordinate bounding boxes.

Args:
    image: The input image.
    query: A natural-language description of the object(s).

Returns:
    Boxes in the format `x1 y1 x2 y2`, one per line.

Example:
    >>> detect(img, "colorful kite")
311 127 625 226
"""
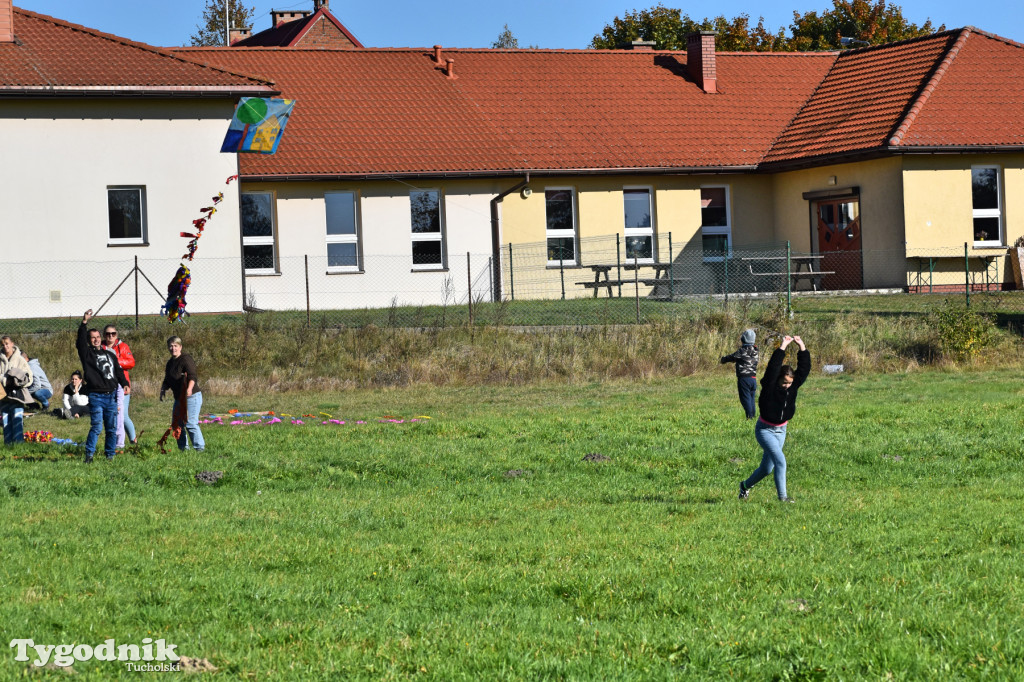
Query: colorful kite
161 265 191 322
221 98 295 154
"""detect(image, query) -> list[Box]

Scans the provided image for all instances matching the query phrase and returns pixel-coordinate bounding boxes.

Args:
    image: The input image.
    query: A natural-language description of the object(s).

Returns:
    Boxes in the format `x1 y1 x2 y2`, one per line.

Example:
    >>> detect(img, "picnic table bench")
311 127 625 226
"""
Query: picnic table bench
576 262 690 298
740 255 835 292
907 253 1000 292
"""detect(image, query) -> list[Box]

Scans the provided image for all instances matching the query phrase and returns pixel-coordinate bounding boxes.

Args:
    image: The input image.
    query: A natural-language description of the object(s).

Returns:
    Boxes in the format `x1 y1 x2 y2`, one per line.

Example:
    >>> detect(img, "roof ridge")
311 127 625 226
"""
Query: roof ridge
13 7 274 87
888 28 971 146
760 52 842 163
963 26 1024 51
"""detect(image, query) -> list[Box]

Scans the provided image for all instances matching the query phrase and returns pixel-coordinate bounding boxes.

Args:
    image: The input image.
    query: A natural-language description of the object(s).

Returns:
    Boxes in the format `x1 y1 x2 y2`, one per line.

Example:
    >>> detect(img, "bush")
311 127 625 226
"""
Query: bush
931 301 994 360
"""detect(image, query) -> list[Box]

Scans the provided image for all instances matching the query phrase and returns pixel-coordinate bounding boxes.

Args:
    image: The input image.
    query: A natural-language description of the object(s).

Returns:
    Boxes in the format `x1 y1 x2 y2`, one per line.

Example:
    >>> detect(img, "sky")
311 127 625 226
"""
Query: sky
13 0 1024 49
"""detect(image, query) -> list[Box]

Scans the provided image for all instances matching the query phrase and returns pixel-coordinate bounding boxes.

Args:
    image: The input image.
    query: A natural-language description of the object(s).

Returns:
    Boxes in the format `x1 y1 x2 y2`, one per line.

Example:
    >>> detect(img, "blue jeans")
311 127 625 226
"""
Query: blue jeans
737 376 757 419
32 388 53 410
116 387 136 448
86 391 118 459
744 420 788 499
174 392 205 451
1 402 25 444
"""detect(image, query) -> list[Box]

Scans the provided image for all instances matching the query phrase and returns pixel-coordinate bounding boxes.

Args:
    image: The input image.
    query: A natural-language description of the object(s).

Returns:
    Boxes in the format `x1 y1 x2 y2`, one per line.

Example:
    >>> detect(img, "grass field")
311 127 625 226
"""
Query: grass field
1 368 1022 679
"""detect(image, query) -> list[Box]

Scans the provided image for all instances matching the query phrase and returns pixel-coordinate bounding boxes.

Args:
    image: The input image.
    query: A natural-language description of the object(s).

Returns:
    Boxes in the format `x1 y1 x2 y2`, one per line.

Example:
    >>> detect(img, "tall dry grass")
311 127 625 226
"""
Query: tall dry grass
9 303 1021 397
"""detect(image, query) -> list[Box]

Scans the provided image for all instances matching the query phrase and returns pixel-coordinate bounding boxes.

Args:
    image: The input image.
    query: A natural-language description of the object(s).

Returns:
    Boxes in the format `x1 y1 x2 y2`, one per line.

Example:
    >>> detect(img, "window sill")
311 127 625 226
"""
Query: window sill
245 271 281 277
107 242 149 248
326 269 364 276
411 267 448 273
972 244 1007 250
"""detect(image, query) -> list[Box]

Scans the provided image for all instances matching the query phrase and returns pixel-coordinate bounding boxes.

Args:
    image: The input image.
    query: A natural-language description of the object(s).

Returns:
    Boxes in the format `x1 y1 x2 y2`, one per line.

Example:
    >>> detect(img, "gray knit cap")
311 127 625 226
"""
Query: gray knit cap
741 329 756 344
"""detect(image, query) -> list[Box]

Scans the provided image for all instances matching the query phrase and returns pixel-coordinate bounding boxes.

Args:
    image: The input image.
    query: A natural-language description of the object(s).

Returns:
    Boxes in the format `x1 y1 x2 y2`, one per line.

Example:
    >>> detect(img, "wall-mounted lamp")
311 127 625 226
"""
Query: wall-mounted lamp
827 176 837 186
521 187 532 198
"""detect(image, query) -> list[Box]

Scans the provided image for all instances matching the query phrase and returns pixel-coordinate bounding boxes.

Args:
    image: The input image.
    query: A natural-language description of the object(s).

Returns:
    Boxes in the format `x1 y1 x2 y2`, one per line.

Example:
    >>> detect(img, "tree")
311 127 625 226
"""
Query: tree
590 1 940 52
789 0 942 51
190 0 257 47
491 24 537 49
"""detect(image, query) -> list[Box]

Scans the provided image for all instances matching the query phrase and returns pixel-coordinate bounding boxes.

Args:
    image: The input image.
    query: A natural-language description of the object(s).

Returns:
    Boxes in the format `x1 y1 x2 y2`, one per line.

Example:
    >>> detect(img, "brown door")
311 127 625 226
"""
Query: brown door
815 199 863 290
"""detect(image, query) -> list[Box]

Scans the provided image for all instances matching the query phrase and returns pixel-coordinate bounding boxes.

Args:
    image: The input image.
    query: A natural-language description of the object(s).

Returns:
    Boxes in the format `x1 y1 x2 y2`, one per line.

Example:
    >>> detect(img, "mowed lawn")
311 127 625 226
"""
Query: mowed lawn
1 370 1022 680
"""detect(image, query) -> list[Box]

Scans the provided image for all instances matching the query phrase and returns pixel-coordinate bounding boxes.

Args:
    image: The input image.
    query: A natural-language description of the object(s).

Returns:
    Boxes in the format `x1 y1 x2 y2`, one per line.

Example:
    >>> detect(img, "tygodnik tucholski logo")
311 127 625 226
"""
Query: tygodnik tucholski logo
10 638 180 670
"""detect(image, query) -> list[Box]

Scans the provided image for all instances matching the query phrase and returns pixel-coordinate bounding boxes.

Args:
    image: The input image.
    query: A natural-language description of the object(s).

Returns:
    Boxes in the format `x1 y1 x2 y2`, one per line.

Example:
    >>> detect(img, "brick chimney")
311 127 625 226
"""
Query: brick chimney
270 9 311 27
1 0 14 43
686 31 717 94
629 40 655 51
229 26 252 45
313 0 330 9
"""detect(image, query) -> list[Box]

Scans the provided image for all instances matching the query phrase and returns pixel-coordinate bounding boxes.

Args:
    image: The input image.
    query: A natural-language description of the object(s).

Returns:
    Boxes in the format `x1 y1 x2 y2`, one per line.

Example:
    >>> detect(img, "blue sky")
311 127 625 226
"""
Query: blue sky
14 0 1024 48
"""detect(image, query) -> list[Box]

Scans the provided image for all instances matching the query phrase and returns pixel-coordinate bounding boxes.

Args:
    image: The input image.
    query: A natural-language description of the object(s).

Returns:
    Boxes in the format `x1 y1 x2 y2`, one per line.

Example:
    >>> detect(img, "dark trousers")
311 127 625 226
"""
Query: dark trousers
737 376 757 419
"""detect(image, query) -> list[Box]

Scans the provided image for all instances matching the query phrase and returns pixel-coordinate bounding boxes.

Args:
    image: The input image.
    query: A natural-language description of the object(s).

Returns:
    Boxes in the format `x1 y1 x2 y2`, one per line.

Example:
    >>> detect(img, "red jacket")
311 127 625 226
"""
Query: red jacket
106 340 136 386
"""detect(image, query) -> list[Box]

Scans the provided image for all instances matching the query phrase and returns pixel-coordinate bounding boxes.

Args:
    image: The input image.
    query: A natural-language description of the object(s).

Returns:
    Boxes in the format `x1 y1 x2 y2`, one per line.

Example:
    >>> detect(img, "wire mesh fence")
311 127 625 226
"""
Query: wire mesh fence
2 240 1023 334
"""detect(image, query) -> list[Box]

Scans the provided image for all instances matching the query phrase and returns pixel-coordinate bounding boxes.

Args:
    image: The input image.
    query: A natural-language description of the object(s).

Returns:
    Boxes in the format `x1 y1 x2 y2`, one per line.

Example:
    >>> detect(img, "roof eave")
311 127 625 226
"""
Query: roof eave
0 85 279 97
238 165 760 181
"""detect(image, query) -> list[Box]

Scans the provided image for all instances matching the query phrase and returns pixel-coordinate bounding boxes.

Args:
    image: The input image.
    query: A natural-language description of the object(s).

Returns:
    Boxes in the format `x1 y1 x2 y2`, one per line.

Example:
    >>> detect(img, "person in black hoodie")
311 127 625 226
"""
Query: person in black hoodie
739 335 810 503
721 328 759 419
77 309 128 463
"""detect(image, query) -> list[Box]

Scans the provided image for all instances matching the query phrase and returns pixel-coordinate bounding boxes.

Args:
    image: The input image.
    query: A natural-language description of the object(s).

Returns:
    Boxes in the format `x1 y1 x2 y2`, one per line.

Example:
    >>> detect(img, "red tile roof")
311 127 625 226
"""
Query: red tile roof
891 29 1024 148
763 28 1024 164
173 47 835 177
233 7 363 48
0 7 275 95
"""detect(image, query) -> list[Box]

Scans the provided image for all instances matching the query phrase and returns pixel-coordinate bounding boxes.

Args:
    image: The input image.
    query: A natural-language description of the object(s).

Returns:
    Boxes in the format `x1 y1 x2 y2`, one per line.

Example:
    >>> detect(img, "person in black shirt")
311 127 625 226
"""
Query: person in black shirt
77 310 128 462
738 335 811 503
160 336 205 452
721 328 759 419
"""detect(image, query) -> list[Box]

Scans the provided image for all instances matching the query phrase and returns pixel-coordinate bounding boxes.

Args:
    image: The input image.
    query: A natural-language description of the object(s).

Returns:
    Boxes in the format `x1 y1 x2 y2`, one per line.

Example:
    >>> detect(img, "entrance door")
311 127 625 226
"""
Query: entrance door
815 198 863 290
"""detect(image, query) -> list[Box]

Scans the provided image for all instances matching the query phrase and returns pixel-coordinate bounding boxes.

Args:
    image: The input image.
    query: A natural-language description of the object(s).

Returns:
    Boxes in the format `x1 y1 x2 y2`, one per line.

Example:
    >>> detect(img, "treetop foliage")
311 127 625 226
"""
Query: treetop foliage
590 1 943 52
191 0 257 47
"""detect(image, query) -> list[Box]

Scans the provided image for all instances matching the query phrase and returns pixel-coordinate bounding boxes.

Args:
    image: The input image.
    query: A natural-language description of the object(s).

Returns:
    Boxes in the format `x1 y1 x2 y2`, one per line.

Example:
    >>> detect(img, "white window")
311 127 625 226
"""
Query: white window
972 166 1002 246
545 188 577 265
240 191 277 274
325 191 360 272
107 186 147 245
623 187 655 262
410 190 445 269
700 186 730 261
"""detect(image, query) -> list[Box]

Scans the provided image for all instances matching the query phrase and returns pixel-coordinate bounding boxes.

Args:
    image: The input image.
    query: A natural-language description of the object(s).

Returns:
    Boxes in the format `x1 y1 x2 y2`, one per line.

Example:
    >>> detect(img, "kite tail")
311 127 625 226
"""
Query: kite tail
157 396 189 454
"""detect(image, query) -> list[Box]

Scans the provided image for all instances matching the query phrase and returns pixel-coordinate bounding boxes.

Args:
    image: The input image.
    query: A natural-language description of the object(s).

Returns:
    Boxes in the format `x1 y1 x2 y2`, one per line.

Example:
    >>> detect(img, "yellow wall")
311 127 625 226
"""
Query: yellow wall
771 157 905 287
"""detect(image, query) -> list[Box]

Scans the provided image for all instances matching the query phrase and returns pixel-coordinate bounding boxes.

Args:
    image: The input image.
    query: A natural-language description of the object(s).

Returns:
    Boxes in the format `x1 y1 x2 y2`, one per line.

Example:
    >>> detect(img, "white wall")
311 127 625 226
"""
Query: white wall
242 179 503 311
0 99 242 320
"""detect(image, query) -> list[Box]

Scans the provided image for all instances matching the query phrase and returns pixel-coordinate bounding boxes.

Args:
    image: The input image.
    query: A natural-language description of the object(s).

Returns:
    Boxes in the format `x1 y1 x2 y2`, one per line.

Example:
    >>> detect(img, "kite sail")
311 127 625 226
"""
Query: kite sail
221 97 295 154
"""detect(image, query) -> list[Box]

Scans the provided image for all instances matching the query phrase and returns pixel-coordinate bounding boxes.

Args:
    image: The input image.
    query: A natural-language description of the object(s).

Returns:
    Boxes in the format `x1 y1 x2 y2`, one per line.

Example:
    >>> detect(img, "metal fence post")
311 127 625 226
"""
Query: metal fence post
616 234 623 298
786 241 793 319
723 245 729 310
134 255 139 330
634 256 640 324
304 254 311 326
508 243 514 301
467 251 474 325
964 241 971 307
668 232 674 300
559 246 566 300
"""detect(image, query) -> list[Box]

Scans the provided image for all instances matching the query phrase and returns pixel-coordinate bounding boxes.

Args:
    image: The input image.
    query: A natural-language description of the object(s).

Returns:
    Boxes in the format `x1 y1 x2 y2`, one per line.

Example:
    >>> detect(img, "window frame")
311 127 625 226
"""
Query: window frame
622 186 656 264
409 188 447 271
325 190 362 273
971 165 1003 248
106 186 148 246
240 190 279 276
700 185 732 262
545 187 579 267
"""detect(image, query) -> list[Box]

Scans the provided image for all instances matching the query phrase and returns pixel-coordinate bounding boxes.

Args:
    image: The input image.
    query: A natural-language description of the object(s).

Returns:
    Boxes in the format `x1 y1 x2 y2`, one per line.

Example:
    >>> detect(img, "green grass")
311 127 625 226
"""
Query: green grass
1 370 1022 679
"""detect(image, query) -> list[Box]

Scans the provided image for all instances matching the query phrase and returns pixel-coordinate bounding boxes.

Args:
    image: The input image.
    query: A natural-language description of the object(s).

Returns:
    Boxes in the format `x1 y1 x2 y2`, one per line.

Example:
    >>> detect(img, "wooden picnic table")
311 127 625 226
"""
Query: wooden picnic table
739 255 835 292
907 253 1000 293
576 262 689 298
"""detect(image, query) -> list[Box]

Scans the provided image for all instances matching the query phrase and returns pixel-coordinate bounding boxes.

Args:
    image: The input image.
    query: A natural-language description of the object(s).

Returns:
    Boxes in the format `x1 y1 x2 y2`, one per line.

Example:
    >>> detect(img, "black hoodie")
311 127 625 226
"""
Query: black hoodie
757 347 811 424
76 323 127 395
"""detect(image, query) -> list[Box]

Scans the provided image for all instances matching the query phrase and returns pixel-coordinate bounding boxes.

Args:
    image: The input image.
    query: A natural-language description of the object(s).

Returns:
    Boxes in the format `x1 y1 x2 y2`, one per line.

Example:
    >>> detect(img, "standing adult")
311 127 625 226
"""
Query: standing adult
22 352 53 410
77 310 128 462
103 325 136 448
0 336 33 445
160 336 205 452
738 335 811 504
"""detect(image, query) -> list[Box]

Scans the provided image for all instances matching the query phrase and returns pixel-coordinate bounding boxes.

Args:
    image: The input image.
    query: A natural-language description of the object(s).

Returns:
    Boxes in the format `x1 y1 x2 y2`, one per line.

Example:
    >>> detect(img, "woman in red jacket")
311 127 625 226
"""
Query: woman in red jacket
103 325 136 447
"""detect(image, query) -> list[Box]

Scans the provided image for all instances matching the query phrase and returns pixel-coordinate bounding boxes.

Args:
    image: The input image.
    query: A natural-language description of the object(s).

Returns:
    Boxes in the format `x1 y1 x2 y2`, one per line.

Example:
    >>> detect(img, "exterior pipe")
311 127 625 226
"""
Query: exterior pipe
489 174 530 302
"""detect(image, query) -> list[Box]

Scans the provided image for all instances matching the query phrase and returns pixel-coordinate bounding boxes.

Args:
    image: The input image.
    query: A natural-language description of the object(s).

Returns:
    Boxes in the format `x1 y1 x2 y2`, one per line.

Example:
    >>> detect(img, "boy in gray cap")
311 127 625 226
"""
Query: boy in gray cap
721 329 759 419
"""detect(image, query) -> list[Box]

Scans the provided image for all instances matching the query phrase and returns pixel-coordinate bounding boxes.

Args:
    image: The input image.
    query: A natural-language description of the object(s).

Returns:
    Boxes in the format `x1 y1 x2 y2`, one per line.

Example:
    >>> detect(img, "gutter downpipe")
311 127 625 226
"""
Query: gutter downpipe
489 173 529 302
